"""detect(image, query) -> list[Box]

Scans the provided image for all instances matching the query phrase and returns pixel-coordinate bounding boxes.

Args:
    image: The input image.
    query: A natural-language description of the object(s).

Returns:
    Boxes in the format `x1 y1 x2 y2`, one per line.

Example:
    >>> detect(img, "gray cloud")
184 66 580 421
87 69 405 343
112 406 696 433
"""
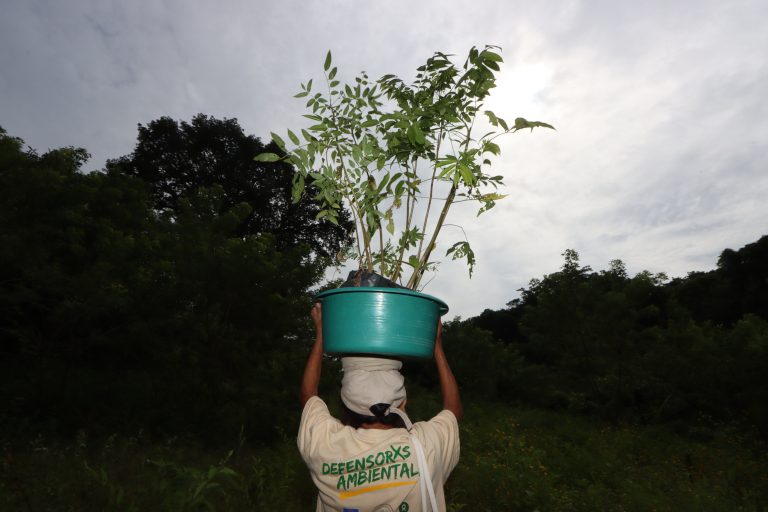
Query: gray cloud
2 0 767 318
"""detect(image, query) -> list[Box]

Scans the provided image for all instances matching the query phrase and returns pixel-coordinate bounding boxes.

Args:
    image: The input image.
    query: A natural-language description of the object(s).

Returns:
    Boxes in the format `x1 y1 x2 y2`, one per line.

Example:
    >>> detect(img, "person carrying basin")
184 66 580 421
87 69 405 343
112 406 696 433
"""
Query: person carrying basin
298 302 462 512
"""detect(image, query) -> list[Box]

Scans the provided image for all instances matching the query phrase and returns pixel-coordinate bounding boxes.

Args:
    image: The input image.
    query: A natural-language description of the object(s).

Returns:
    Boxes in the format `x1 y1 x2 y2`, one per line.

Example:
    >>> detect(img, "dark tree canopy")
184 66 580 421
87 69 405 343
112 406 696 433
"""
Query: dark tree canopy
667 235 768 326
449 244 768 432
105 114 351 258
0 127 325 442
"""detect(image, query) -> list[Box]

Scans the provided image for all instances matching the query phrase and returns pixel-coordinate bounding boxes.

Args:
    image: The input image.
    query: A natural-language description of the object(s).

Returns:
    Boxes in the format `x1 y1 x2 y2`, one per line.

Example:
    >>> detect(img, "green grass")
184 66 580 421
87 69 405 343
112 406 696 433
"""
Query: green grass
2 403 766 511
1 430 320 512
449 404 767 511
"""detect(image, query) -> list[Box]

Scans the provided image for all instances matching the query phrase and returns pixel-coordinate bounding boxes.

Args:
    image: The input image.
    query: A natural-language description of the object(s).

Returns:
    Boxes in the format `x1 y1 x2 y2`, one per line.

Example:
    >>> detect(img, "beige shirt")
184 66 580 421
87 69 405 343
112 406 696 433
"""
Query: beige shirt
297 396 460 512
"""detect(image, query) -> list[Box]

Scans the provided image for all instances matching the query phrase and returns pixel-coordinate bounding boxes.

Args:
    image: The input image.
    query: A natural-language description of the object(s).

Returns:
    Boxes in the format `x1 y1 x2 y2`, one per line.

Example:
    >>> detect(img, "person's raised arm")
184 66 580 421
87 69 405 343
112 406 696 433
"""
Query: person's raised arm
299 302 323 406
434 320 462 421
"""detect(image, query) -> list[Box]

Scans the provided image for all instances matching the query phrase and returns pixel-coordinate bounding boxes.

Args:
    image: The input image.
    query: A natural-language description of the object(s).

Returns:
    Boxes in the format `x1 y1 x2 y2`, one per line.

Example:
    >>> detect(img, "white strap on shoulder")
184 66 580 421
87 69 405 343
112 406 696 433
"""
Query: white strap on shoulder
390 406 439 512
410 433 438 512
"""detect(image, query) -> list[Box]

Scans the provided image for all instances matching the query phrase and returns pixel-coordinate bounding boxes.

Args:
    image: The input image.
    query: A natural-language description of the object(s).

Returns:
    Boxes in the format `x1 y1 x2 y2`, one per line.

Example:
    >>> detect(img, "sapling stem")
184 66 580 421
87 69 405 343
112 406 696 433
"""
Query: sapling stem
407 184 456 289
415 125 443 267
390 160 414 284
379 216 385 275
409 99 477 289
324 70 373 269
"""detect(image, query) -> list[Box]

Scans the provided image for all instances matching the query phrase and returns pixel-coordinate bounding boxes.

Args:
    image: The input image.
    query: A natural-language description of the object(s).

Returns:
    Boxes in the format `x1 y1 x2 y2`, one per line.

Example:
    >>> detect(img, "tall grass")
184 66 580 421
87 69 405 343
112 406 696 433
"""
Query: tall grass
2 402 765 511
450 404 767 511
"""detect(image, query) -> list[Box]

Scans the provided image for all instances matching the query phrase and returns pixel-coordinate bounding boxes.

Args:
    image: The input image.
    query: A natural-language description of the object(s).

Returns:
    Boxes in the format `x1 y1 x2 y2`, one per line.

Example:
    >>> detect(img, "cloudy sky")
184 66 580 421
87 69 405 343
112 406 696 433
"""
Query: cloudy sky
2 0 766 318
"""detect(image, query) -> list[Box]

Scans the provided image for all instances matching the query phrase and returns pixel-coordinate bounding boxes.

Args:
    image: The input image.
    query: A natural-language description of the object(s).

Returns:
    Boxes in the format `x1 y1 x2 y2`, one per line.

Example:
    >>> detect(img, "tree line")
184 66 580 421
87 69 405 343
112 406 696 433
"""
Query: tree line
1 117 766 446
434 242 768 436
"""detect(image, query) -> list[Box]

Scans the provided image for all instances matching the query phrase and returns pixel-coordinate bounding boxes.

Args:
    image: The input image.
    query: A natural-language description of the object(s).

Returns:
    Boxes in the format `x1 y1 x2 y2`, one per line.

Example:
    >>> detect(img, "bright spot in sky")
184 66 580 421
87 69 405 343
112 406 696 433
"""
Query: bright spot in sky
492 63 554 114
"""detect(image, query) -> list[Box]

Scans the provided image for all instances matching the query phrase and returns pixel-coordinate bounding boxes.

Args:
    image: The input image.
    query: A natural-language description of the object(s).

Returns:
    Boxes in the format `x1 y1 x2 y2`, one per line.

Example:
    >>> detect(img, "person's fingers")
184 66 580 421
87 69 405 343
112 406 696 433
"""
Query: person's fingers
311 302 322 322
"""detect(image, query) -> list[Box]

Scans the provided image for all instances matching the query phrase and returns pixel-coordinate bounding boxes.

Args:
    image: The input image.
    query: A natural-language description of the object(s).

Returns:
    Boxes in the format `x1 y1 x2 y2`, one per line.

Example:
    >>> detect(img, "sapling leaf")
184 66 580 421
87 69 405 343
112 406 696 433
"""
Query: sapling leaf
481 50 503 62
291 175 304 203
436 156 457 168
254 152 281 163
412 124 426 145
458 163 474 185
324 51 332 71
484 142 501 156
270 132 286 150
480 193 507 201
446 241 476 277
377 173 390 193
514 117 556 132
286 152 301 167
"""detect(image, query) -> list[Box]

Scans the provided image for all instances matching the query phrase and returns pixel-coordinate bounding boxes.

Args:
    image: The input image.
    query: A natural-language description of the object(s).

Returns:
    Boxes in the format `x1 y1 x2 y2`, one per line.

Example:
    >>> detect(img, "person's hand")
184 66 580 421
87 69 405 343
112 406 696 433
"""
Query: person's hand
432 316 461 420
301 302 324 404
310 302 323 337
434 318 444 356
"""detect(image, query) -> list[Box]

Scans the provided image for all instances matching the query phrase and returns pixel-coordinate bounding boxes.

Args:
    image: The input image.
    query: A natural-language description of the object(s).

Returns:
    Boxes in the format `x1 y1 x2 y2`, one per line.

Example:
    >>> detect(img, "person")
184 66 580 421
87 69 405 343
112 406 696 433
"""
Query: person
298 303 462 512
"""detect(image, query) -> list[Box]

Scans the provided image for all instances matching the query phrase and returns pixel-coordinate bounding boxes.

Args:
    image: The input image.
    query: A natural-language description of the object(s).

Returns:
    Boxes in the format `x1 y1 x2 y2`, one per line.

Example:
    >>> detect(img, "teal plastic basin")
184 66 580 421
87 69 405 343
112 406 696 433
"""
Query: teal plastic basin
316 287 449 359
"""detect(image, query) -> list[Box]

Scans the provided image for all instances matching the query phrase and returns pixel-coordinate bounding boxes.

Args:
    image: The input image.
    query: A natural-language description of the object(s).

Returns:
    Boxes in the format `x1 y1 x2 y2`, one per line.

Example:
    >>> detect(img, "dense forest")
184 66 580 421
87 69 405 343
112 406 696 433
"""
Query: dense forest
1 118 766 510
